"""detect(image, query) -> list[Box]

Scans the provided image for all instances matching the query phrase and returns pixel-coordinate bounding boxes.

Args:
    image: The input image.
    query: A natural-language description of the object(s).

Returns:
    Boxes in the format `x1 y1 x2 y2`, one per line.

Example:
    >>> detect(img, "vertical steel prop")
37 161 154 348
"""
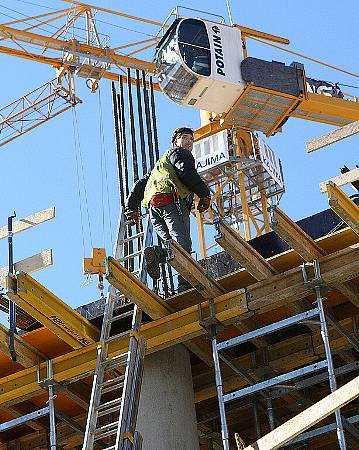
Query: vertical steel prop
141 71 155 170
135 69 147 177
8 211 17 361
111 81 125 207
149 75 160 161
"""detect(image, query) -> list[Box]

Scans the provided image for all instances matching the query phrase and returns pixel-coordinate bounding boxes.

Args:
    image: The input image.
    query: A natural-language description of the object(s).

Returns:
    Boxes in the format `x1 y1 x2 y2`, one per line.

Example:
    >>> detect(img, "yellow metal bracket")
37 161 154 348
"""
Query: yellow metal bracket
84 247 106 275
122 432 134 443
327 181 359 236
6 272 99 349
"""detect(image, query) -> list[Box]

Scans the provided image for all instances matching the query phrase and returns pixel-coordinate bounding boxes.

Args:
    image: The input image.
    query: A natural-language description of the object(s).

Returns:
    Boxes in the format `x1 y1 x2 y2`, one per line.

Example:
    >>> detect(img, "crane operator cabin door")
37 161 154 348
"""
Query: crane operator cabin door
155 18 246 113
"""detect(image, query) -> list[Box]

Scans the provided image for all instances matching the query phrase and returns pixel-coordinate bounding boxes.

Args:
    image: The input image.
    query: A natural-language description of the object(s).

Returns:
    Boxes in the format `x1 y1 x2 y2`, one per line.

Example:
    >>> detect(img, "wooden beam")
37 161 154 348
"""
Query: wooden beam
327 181 359 236
306 119 359 153
244 374 359 449
270 206 325 261
0 249 53 285
270 206 359 308
249 243 359 312
167 238 269 347
215 219 276 280
320 167 359 193
0 207 55 240
6 272 99 349
167 240 225 298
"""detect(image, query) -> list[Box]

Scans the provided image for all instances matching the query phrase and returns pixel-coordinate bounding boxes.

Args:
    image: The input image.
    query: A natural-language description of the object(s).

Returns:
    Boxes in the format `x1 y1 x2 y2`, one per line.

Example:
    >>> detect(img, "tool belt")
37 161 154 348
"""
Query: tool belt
149 193 174 208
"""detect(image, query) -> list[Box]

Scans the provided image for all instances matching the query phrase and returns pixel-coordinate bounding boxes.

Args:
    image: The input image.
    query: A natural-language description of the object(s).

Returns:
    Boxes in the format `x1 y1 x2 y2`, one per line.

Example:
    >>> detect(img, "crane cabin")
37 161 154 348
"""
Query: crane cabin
155 17 359 136
155 18 247 113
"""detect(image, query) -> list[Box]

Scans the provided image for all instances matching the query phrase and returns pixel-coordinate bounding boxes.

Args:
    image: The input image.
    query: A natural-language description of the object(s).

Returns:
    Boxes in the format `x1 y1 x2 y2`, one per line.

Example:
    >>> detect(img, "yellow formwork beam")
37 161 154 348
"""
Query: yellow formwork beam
106 256 171 319
0 289 247 407
327 181 359 236
6 272 99 349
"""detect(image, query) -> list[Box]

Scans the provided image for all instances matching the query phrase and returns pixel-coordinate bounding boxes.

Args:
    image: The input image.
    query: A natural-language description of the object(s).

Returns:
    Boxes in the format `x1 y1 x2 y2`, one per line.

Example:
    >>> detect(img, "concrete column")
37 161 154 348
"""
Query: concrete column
137 344 200 450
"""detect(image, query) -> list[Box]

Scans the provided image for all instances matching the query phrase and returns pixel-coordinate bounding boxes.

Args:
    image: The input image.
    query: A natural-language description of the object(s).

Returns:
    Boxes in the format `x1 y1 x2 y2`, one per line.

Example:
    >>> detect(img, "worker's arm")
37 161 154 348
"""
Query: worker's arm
169 147 210 198
125 173 150 210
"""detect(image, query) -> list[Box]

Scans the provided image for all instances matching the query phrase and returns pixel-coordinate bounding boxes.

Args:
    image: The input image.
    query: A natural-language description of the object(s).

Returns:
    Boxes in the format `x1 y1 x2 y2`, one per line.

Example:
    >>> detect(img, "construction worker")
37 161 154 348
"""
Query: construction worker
125 126 211 292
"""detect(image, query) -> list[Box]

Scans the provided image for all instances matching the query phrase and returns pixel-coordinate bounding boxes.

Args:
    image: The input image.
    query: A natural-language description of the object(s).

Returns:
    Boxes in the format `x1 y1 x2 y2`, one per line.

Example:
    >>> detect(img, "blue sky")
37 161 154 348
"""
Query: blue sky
0 0 358 322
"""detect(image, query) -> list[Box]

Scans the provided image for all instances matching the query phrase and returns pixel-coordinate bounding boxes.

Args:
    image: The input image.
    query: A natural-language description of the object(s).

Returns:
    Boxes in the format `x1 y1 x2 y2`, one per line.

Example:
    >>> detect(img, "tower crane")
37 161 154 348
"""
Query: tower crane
1 2 358 249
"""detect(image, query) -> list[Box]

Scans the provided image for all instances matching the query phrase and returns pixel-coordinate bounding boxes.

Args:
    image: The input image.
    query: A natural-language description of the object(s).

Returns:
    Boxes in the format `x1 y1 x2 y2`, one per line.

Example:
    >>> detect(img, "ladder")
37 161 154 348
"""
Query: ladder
82 212 153 450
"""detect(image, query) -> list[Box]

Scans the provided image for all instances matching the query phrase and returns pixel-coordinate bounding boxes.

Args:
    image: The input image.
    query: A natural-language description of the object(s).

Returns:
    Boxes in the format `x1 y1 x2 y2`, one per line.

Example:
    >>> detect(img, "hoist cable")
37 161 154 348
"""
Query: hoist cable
248 35 359 79
72 107 94 249
71 107 89 258
98 86 114 251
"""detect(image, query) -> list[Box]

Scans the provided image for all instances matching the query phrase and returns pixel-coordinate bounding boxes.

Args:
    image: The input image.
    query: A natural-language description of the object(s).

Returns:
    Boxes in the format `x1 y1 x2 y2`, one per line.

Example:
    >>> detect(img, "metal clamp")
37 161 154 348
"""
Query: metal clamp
301 260 328 294
198 299 224 338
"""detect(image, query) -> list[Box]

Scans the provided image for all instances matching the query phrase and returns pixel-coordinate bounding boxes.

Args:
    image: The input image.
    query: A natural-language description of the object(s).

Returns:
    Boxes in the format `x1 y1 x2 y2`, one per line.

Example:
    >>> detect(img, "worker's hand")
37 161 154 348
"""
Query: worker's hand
125 208 140 223
197 196 211 213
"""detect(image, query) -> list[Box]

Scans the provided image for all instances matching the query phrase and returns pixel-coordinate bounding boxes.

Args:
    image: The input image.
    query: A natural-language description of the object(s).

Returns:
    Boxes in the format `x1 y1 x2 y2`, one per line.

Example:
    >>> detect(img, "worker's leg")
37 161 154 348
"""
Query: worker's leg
149 206 171 242
158 201 192 292
158 200 192 253
150 202 192 292
145 207 171 280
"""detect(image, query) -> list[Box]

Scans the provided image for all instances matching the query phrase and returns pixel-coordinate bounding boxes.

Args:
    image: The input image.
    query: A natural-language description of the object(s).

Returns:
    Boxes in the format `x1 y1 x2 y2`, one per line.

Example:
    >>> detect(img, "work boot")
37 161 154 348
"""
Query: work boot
144 246 167 280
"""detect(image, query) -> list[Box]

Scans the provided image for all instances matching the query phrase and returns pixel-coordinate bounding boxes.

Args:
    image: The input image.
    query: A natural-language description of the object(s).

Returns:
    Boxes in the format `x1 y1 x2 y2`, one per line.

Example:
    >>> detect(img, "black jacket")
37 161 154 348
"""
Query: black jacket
126 146 210 210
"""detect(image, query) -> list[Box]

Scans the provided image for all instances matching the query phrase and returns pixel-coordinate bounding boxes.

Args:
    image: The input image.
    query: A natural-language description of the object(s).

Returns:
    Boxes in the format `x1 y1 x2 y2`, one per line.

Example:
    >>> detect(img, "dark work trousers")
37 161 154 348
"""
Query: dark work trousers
149 199 192 291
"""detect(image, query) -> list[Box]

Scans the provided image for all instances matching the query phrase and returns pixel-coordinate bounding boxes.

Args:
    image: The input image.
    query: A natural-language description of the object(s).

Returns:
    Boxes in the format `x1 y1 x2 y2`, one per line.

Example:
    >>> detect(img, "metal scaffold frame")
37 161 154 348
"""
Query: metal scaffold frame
203 259 359 450
0 360 57 448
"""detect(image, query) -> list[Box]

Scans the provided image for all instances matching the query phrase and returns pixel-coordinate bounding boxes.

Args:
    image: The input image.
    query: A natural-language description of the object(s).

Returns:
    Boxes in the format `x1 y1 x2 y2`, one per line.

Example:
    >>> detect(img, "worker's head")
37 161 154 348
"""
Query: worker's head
171 127 194 151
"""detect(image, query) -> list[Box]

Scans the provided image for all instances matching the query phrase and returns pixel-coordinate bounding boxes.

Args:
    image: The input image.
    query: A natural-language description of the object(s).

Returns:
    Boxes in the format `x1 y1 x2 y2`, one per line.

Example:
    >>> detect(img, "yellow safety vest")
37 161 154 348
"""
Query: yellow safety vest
143 149 192 207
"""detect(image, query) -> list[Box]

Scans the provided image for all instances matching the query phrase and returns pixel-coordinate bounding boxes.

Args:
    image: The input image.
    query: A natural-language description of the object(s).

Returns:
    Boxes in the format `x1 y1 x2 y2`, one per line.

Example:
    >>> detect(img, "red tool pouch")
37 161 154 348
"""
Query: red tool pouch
149 193 174 207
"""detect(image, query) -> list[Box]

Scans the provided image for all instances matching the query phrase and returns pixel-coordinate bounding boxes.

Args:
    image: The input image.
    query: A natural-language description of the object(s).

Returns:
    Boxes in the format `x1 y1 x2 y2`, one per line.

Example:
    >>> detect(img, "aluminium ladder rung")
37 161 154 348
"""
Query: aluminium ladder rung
105 329 132 343
118 250 143 261
121 232 145 243
101 381 125 395
97 403 123 418
95 422 119 440
96 397 122 412
95 420 118 433
100 374 126 388
109 310 134 323
102 358 128 371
